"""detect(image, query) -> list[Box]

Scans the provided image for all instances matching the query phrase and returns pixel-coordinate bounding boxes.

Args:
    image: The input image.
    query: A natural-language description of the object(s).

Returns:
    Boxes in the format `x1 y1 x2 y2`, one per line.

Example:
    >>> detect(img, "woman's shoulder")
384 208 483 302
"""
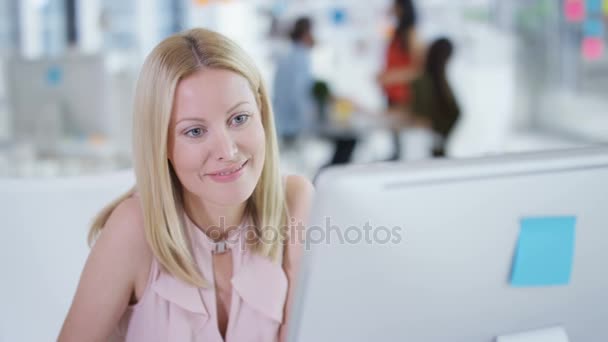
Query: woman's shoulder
283 174 314 221
106 194 144 233
284 174 314 199
99 194 152 263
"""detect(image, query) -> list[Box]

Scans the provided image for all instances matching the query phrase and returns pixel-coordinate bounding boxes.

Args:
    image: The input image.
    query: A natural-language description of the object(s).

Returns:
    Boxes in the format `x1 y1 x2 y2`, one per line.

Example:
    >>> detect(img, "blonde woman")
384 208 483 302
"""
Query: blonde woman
58 28 313 341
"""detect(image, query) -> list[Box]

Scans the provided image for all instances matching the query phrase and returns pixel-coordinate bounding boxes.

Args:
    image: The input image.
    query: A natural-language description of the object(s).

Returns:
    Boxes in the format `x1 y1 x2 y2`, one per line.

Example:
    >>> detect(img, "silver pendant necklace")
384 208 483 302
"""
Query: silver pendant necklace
213 240 230 254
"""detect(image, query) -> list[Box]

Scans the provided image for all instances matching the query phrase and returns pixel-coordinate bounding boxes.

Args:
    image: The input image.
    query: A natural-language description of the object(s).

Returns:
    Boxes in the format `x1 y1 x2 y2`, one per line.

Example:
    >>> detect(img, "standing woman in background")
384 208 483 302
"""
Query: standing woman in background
377 0 425 160
411 37 460 157
58 28 313 341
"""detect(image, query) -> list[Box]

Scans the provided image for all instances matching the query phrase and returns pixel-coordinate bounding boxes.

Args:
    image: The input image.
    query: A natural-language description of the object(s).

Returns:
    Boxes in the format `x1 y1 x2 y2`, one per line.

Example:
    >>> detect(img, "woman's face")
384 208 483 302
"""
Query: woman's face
168 68 266 207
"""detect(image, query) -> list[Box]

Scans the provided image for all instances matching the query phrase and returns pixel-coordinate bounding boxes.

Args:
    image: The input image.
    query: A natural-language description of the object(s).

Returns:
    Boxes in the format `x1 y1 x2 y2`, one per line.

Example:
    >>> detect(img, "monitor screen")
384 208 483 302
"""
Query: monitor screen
5 54 108 151
289 146 608 341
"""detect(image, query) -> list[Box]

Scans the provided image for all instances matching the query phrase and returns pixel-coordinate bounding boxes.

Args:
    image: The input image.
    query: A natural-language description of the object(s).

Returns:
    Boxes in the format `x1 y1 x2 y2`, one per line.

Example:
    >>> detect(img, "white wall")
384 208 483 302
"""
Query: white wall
0 170 134 341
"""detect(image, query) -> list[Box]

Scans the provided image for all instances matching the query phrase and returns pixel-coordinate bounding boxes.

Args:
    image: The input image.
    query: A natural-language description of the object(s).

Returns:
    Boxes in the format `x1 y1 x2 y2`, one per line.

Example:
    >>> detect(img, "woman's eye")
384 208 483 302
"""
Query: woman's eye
231 114 250 126
185 127 205 137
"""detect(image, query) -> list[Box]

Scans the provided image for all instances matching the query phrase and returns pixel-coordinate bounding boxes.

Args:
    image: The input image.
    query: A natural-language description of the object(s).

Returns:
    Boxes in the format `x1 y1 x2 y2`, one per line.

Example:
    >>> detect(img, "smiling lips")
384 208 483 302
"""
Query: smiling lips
207 160 248 183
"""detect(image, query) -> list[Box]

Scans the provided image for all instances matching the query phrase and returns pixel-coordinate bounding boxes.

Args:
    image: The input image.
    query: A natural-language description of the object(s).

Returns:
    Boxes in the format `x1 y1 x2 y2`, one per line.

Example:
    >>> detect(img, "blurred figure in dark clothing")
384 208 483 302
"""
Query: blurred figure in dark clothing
411 37 460 157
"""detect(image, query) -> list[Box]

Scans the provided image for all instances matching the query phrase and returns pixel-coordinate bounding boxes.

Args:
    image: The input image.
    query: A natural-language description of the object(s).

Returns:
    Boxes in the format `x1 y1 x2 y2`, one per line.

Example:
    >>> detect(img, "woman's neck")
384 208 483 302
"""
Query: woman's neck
183 191 247 241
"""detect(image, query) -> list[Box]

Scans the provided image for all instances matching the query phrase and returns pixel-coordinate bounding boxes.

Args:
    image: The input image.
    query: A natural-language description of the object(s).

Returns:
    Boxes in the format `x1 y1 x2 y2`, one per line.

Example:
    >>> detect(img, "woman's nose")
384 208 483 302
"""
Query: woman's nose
213 129 238 161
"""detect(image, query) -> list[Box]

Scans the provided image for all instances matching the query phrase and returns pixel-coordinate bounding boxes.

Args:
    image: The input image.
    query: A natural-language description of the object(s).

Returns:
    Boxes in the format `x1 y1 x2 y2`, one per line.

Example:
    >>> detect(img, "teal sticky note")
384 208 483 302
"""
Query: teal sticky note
584 19 604 37
46 65 63 86
510 216 576 287
586 0 603 14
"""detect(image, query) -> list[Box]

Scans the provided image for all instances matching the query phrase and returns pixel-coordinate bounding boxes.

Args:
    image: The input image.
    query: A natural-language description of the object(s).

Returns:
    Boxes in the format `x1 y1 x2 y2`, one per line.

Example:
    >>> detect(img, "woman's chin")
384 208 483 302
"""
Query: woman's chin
205 181 257 207
211 191 254 207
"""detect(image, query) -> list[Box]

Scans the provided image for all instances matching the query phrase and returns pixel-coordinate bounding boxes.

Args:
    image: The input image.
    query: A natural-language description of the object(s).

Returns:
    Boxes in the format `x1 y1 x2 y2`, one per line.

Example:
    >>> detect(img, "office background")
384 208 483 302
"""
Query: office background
0 0 606 179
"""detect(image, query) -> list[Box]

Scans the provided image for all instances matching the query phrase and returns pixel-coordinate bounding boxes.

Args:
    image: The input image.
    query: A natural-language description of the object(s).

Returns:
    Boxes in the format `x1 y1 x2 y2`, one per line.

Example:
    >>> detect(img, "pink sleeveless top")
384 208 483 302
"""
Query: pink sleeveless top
110 214 288 341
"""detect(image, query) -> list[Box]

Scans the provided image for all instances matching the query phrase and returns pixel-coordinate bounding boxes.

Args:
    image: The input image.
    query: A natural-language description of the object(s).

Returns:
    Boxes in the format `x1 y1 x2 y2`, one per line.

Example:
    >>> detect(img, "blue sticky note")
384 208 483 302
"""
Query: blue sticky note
46 65 63 86
510 216 576 287
584 19 604 37
586 0 603 14
331 8 347 25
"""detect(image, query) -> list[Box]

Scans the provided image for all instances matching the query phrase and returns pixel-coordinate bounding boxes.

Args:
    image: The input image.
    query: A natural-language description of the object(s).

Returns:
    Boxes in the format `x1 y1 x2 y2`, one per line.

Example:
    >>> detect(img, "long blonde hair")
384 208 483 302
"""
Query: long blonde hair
89 28 288 287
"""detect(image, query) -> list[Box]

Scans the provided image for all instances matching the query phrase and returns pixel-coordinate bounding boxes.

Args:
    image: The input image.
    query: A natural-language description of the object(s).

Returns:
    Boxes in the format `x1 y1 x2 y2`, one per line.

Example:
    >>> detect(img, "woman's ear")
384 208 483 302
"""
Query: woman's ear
167 146 174 164
166 133 175 162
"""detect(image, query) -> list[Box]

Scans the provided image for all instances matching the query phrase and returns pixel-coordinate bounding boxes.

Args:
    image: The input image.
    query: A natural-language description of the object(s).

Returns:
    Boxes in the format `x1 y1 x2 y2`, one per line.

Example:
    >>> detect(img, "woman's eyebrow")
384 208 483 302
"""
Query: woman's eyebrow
175 117 208 125
175 101 251 125
225 101 250 114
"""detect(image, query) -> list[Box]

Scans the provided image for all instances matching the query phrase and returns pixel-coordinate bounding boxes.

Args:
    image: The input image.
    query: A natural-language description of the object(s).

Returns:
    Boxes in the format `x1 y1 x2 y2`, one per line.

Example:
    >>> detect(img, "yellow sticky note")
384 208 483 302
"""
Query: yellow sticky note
604 0 608 15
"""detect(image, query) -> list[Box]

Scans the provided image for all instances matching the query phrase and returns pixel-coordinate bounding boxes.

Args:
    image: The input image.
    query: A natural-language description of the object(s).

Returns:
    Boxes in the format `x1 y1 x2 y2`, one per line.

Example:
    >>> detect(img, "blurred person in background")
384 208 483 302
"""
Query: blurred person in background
377 0 425 161
411 37 460 157
59 28 313 342
273 17 316 150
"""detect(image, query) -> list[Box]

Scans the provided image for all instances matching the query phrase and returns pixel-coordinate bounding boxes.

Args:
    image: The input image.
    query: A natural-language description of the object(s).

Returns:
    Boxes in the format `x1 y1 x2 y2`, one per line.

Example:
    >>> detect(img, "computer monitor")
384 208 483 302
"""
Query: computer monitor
5 54 108 151
288 146 608 341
